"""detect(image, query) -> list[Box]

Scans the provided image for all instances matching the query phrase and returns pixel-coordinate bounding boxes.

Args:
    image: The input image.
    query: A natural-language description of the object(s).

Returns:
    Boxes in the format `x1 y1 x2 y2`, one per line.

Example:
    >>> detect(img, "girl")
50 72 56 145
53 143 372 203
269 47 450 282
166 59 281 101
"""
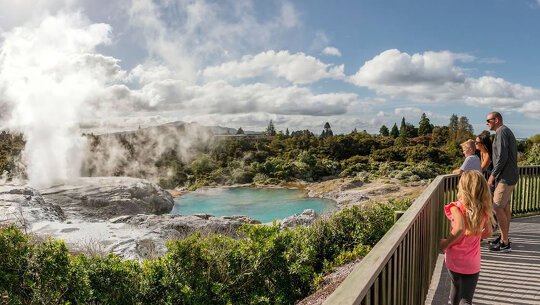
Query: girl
440 170 494 305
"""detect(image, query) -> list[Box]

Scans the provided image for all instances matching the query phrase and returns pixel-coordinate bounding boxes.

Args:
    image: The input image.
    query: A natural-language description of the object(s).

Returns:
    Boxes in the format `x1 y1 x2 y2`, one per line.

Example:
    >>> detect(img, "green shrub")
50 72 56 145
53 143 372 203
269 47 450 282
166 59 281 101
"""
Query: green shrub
0 198 412 305
0 228 92 303
525 143 540 165
79 254 142 304
0 226 31 303
25 239 72 304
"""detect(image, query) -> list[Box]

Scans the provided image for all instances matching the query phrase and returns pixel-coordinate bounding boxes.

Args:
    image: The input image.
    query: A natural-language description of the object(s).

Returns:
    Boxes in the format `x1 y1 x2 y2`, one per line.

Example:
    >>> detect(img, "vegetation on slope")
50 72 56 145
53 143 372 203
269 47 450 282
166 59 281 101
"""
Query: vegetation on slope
1 199 410 305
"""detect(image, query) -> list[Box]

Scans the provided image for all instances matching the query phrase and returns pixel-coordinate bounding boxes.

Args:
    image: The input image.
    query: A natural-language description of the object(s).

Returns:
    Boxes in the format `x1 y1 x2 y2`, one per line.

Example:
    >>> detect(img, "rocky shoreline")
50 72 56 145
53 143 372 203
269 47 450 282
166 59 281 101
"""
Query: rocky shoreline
0 178 264 259
0 176 427 260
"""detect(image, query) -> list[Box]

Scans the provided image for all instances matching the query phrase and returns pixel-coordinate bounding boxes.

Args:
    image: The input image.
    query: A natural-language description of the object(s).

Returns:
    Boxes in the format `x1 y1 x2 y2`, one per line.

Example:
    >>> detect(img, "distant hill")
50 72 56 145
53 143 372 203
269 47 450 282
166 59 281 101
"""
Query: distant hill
96 121 261 137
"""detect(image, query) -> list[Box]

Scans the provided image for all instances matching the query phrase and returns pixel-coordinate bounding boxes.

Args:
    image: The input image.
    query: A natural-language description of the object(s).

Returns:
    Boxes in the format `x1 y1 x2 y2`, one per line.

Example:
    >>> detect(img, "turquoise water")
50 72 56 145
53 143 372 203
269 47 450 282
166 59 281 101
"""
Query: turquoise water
171 187 336 223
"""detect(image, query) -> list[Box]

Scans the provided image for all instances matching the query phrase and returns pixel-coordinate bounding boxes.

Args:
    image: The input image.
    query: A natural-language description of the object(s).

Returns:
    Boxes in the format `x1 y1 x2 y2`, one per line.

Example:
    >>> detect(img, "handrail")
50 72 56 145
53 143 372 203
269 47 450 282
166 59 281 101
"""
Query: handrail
323 166 540 305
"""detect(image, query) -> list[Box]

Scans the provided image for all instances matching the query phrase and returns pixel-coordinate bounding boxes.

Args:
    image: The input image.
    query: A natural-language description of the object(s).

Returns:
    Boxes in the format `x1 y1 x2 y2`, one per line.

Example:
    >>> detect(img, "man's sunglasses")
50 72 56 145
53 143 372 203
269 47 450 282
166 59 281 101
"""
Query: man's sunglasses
486 118 496 123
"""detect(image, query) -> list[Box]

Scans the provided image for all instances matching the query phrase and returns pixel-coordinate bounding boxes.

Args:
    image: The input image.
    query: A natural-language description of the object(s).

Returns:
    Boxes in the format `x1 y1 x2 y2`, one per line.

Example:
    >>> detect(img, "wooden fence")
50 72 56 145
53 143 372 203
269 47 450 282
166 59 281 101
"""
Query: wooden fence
323 166 540 305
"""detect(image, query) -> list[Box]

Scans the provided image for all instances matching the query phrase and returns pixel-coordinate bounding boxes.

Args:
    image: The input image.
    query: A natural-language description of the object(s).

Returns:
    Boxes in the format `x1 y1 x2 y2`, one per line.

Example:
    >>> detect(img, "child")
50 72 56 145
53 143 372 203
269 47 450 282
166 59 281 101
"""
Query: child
452 139 481 175
440 170 494 305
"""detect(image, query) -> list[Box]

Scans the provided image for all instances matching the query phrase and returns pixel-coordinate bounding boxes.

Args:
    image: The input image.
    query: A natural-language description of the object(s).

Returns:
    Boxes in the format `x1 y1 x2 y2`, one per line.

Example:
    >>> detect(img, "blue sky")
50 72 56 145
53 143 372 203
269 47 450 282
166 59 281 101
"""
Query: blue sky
1 0 540 137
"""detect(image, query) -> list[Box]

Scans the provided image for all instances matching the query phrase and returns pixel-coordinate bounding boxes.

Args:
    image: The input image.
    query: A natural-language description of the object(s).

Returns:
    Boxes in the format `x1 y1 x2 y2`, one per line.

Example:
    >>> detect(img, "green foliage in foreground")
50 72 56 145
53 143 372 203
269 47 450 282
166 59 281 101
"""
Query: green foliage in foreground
0 199 411 305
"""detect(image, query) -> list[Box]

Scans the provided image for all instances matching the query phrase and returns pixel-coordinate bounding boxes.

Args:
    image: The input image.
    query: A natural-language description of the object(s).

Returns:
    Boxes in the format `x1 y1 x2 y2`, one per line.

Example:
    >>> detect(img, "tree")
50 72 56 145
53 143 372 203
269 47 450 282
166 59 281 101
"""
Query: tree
236 127 244 135
321 122 333 137
266 120 276 136
430 126 450 147
399 118 417 138
285 128 290 136
399 117 407 137
458 116 474 135
448 114 459 141
454 116 474 143
418 113 433 135
379 125 389 137
404 123 418 138
390 123 399 138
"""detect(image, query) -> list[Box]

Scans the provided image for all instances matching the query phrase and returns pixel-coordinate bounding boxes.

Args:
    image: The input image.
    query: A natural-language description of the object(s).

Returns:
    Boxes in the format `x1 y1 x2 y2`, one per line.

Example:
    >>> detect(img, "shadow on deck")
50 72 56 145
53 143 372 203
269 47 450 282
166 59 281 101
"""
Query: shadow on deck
426 215 540 305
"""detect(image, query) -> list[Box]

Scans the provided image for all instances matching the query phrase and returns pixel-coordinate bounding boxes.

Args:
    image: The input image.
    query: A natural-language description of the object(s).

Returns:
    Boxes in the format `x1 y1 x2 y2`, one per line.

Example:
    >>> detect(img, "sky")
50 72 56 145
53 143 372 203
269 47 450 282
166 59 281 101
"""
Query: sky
1 0 540 139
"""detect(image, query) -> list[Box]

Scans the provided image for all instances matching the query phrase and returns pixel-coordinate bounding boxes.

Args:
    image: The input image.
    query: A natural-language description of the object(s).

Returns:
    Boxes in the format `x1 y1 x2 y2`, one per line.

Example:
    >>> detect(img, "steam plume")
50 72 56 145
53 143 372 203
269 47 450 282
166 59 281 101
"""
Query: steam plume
0 13 113 188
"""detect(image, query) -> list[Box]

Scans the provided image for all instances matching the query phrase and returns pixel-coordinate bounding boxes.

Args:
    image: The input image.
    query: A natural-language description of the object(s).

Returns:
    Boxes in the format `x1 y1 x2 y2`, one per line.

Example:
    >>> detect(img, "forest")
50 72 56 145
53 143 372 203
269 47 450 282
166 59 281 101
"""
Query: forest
1 113 538 189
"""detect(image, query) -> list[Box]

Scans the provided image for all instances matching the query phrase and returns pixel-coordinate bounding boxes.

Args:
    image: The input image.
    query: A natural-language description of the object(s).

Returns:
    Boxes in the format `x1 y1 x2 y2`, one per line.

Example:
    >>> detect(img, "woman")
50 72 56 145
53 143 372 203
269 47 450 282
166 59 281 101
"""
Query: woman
475 134 493 175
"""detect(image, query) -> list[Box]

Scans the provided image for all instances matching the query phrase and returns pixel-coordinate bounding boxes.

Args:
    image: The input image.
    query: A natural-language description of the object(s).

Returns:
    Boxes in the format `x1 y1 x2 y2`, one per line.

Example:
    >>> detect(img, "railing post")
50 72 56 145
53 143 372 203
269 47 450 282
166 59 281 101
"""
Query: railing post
394 211 406 223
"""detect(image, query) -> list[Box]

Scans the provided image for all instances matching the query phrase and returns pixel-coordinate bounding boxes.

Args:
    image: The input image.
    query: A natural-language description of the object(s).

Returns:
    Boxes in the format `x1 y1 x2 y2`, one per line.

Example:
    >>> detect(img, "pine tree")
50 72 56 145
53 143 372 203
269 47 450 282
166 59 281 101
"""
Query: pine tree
399 117 407 138
285 128 290 136
236 127 244 135
448 114 459 141
379 125 389 136
266 120 276 136
418 113 433 135
390 123 399 138
321 122 333 137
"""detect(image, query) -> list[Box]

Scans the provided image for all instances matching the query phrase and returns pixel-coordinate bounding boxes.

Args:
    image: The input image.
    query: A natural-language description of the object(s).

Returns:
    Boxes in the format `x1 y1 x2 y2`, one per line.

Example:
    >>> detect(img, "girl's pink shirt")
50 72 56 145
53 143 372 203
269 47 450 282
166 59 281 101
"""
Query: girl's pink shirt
444 201 482 274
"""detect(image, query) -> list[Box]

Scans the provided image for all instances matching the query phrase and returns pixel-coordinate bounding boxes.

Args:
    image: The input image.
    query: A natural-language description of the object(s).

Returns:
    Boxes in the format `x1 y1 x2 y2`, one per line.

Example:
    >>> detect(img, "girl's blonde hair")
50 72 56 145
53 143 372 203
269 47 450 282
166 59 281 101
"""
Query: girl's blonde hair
457 171 494 235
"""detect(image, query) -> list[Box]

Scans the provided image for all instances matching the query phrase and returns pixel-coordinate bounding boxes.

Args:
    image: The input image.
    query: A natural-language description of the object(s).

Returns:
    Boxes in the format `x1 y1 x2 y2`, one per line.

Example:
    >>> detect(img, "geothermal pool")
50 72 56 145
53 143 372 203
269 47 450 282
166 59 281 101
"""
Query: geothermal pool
171 187 336 223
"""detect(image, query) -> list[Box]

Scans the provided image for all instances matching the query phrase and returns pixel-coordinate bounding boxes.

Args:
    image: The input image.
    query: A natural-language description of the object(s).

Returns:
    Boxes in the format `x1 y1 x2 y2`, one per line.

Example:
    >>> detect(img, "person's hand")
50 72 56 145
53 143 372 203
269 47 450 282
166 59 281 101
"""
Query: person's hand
440 239 448 253
487 175 495 187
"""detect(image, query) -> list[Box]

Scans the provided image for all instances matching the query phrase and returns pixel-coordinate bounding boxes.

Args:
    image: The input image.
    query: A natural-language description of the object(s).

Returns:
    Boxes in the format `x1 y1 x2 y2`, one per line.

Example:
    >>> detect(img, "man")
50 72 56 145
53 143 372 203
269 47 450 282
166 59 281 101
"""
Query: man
486 111 518 252
452 139 481 175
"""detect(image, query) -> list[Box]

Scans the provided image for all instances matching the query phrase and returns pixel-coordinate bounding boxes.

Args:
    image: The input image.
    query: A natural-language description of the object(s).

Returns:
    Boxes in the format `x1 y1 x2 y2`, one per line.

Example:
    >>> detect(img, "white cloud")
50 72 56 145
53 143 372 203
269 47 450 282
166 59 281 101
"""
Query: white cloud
323 46 341 57
0 0 74 30
349 49 540 116
463 76 540 107
519 101 540 119
280 2 299 28
128 63 174 84
202 50 345 84
394 107 424 117
128 0 302 82
110 80 357 116
350 49 473 88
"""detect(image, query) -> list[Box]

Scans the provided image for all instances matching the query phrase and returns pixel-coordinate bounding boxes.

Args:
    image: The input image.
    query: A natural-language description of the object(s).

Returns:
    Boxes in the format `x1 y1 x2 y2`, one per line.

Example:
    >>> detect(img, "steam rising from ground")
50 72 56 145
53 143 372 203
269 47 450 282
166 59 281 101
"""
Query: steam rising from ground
82 123 214 182
0 13 113 188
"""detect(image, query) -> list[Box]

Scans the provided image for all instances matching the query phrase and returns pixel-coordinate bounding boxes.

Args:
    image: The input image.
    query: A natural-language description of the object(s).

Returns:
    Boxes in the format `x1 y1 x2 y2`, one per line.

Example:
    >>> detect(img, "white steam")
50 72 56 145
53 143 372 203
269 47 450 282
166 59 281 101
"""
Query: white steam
82 123 214 182
0 13 113 188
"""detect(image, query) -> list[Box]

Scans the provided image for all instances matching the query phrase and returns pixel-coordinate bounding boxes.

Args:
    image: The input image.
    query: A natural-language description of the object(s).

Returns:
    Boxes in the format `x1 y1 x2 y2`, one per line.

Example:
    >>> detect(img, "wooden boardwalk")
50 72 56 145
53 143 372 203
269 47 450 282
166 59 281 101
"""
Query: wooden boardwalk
426 215 540 305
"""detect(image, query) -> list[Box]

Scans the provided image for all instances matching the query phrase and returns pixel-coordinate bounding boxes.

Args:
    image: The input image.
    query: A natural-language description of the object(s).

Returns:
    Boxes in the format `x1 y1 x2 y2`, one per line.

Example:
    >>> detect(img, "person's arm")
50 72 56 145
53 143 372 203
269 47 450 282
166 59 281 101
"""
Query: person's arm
481 215 493 239
452 168 463 175
480 154 491 172
491 129 509 181
440 207 465 252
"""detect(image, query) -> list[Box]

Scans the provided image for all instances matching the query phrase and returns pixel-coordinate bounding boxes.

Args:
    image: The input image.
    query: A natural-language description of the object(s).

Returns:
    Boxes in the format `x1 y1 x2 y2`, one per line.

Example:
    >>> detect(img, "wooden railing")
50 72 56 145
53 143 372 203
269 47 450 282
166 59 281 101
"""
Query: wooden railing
323 165 540 305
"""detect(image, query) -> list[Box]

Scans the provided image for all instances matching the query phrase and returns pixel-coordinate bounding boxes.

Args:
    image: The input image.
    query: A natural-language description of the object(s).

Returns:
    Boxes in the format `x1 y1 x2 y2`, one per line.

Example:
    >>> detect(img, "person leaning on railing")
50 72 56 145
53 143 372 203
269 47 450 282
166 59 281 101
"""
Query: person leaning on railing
452 139 481 175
